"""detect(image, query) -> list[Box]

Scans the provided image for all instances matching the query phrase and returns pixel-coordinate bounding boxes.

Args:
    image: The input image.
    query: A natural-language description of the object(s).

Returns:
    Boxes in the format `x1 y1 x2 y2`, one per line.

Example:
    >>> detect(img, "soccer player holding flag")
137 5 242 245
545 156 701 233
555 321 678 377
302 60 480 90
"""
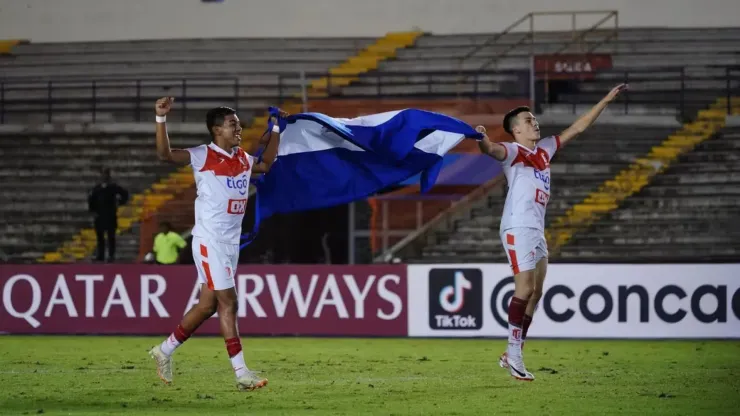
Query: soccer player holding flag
477 84 628 381
148 97 287 391
147 100 483 390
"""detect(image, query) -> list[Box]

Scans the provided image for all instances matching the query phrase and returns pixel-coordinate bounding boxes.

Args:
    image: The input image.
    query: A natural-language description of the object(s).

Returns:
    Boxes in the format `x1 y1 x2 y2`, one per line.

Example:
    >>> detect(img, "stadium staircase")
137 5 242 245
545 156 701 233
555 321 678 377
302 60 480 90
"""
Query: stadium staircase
545 97 733 255
38 31 423 263
558 121 740 261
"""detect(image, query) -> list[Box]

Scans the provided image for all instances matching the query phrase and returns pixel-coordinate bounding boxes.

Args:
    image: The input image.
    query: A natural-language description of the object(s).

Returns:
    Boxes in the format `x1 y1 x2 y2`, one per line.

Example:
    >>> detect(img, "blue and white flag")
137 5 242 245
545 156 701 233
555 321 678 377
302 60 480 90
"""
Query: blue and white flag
241 107 483 247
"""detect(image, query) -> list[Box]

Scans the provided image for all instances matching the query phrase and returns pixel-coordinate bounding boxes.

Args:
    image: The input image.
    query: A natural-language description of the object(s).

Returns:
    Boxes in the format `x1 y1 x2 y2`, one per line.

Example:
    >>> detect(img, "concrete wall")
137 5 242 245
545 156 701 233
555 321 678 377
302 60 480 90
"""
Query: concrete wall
1 0 739 42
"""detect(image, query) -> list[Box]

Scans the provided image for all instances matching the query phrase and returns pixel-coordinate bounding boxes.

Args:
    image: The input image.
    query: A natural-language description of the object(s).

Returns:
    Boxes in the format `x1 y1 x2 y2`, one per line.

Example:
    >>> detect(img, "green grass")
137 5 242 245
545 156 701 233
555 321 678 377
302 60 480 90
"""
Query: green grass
0 336 738 415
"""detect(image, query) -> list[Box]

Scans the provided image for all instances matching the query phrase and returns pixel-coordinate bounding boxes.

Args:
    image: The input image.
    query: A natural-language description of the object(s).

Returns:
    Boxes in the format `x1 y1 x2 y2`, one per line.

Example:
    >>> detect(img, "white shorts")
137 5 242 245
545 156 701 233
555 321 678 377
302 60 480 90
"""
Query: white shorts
500 227 548 274
191 236 239 291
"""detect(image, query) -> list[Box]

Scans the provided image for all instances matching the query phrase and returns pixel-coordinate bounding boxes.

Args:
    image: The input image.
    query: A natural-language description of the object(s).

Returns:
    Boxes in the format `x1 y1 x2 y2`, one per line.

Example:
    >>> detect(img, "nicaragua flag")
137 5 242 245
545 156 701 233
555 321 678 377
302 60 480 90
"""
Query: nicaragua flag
241 107 483 247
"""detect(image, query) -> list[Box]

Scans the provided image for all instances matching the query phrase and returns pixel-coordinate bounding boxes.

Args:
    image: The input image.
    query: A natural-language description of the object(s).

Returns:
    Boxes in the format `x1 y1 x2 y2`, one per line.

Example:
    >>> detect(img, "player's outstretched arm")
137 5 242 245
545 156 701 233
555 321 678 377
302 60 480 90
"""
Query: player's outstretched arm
253 109 289 174
155 97 191 165
476 125 507 161
559 84 628 146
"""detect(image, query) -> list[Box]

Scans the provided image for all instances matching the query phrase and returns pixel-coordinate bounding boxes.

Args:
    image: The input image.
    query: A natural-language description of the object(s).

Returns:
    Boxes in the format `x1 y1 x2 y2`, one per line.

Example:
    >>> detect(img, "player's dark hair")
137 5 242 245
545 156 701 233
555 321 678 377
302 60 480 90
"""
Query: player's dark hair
206 106 236 138
503 106 531 136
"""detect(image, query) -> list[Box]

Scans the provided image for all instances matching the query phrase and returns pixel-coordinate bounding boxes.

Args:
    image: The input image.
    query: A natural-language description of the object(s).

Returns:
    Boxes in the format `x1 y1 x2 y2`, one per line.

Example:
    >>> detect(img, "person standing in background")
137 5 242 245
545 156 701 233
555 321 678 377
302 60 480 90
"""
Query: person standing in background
151 222 187 265
88 167 129 262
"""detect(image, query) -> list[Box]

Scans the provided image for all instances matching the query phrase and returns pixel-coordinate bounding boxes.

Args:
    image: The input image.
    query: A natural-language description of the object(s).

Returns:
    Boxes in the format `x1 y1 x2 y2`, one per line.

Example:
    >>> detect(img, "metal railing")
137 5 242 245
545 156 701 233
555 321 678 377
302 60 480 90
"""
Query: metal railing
454 10 619 96
347 193 467 264
2 65 738 125
357 176 506 264
460 11 617 65
551 11 619 55
538 66 740 121
0 72 305 124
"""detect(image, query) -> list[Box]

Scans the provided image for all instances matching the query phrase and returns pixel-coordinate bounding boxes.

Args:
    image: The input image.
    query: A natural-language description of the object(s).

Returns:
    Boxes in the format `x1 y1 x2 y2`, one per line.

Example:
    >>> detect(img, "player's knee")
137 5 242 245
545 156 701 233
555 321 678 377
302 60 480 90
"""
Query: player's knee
514 273 535 299
518 284 535 299
219 298 238 316
530 287 543 302
198 300 218 316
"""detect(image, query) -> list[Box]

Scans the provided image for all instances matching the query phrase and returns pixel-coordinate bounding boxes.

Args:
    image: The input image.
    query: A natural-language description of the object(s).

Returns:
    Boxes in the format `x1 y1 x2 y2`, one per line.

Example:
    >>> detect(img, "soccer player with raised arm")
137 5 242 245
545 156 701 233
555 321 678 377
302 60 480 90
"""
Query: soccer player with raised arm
477 84 627 381
148 97 287 391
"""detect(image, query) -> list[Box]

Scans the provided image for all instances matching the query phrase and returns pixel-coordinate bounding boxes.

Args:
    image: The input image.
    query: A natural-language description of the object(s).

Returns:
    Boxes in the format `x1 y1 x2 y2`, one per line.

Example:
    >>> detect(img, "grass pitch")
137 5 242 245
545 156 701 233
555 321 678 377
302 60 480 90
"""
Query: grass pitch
0 336 738 415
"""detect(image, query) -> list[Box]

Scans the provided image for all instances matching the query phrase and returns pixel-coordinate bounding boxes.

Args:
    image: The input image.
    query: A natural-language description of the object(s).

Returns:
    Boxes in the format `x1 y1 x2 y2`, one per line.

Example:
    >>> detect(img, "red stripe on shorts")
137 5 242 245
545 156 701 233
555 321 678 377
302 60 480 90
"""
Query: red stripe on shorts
506 233 519 274
200 244 209 258
508 249 520 274
202 260 215 290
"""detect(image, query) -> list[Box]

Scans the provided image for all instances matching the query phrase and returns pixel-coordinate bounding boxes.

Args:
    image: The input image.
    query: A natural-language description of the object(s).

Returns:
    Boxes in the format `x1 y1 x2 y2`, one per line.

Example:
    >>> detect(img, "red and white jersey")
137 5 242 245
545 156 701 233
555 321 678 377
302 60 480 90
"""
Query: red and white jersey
186 143 254 245
497 135 560 232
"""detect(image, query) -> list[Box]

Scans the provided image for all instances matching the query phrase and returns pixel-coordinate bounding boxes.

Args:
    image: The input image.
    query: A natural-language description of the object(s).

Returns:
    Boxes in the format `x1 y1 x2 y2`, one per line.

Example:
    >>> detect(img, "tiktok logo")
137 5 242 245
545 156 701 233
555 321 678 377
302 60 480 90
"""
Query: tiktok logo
428 268 483 330
439 271 472 313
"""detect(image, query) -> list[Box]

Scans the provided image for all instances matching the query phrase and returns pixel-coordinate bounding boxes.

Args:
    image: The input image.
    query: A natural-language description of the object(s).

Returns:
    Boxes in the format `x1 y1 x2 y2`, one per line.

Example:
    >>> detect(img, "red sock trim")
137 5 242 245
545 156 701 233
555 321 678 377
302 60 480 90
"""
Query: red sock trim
225 337 242 357
522 314 533 339
508 297 528 327
174 324 192 343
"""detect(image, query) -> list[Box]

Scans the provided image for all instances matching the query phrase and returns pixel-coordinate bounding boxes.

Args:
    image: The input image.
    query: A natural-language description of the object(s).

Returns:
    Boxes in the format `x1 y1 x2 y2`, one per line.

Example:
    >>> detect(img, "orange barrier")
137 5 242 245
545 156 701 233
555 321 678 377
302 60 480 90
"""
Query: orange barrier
368 185 480 253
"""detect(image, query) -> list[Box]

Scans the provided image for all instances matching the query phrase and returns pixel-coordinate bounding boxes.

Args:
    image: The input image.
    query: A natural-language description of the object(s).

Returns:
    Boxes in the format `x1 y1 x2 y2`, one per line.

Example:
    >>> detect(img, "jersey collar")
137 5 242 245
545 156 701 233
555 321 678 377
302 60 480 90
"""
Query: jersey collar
208 142 236 158
513 142 537 154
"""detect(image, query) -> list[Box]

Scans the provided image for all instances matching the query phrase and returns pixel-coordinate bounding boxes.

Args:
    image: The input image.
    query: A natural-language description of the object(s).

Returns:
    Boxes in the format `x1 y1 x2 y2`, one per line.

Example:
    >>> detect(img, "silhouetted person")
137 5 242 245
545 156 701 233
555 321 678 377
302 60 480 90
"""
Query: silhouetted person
88 168 128 262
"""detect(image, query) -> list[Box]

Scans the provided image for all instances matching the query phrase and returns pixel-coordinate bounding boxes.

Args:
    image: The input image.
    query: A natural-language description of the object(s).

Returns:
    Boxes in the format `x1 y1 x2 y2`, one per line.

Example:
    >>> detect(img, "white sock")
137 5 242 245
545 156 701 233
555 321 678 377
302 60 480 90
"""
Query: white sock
507 323 524 358
230 350 248 378
160 333 182 357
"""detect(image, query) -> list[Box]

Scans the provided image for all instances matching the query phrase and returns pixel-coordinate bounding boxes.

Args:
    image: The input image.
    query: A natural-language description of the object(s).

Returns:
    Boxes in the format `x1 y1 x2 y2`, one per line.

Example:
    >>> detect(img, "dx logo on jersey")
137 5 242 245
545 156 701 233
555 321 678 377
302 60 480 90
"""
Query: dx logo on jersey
227 199 247 215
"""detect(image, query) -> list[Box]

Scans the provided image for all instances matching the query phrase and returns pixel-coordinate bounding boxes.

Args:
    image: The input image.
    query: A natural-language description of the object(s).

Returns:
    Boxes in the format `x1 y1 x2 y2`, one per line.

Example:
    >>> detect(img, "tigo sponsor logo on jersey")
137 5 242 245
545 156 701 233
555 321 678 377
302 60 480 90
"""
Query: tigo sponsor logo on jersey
428 269 482 330
226 175 249 196
533 170 550 190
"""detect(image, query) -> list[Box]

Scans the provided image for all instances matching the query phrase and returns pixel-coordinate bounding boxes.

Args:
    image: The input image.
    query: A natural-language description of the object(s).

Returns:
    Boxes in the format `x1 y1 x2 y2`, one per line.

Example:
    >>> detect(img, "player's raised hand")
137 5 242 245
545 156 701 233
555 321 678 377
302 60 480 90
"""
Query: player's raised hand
155 97 175 116
605 84 628 102
476 125 489 139
273 108 290 119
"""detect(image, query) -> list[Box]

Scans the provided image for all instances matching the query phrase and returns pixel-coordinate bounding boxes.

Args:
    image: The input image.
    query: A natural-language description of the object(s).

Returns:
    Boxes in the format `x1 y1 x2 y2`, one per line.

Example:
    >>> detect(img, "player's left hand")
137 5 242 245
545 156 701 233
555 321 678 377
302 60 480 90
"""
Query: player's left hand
273 108 290 119
605 84 628 102
475 125 490 140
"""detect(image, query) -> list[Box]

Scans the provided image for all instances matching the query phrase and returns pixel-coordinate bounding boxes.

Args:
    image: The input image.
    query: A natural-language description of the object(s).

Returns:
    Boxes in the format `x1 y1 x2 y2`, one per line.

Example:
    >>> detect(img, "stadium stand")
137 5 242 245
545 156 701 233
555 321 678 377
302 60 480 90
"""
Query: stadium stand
1 21 739 263
336 25 740 264
0 34 418 124
559 123 740 262
390 122 679 263
1 32 422 263
345 28 740 102
377 105 740 264
0 128 206 263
